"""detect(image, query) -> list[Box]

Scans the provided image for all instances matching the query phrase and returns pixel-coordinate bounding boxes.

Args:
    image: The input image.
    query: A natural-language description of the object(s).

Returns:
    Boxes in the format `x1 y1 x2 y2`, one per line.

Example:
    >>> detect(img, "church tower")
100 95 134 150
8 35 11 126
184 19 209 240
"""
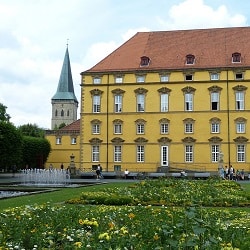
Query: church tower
51 46 78 129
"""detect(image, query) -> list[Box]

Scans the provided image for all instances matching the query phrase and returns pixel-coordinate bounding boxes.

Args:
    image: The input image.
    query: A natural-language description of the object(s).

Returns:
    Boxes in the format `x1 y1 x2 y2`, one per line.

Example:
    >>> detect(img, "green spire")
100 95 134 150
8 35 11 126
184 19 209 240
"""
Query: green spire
52 47 78 102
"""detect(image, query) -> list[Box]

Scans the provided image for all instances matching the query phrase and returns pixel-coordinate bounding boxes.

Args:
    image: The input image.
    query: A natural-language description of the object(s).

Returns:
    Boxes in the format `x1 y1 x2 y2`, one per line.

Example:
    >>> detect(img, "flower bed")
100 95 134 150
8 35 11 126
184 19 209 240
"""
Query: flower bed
0 178 249 249
68 178 250 207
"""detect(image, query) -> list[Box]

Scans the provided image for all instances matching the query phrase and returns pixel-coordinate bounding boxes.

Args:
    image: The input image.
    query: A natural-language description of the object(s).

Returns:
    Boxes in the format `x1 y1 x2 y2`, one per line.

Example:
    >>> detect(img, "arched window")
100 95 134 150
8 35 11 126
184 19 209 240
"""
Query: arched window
232 52 241 63
61 110 64 117
186 54 195 65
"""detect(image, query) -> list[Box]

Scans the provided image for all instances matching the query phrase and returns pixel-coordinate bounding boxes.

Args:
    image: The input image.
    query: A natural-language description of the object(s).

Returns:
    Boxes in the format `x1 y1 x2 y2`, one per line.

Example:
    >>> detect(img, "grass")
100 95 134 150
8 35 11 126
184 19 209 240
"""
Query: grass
0 182 132 211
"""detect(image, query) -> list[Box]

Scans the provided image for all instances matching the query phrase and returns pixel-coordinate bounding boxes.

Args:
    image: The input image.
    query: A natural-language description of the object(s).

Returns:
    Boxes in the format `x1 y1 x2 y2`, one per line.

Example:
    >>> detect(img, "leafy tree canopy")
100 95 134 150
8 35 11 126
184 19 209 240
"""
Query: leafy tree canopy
18 123 45 138
0 103 11 122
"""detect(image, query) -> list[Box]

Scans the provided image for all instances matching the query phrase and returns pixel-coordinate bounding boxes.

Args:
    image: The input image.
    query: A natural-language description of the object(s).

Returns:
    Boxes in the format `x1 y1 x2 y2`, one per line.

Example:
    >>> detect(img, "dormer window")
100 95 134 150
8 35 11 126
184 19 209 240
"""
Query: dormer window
186 54 195 65
140 56 150 67
232 52 241 63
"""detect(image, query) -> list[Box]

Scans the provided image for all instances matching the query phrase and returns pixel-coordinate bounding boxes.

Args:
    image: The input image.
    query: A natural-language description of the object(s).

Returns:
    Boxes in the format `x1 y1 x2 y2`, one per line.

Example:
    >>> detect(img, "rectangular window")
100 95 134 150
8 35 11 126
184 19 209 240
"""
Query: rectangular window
236 123 245 133
71 137 77 144
211 92 219 111
160 75 169 82
236 92 244 110
115 95 122 112
185 93 193 111
115 76 123 83
161 94 168 112
92 145 99 162
210 73 219 80
161 123 169 134
185 145 193 162
114 145 122 162
136 76 145 83
235 73 243 80
211 123 220 133
93 77 101 84
114 124 122 134
211 145 219 162
92 124 100 134
185 123 193 133
137 145 144 162
237 144 245 162
93 95 101 113
185 74 193 81
137 94 145 112
137 124 145 134
56 137 61 145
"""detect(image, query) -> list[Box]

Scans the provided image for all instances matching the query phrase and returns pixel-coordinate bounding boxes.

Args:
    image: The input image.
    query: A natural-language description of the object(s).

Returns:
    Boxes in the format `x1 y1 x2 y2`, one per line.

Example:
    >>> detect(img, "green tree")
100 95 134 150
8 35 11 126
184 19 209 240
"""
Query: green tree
22 136 51 168
18 123 45 138
0 103 11 122
0 121 23 171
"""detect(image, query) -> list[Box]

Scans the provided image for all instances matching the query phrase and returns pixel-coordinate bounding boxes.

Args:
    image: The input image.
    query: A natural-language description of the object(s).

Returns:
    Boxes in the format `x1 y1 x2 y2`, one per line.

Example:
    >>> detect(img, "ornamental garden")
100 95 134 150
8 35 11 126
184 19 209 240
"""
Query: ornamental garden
0 177 250 249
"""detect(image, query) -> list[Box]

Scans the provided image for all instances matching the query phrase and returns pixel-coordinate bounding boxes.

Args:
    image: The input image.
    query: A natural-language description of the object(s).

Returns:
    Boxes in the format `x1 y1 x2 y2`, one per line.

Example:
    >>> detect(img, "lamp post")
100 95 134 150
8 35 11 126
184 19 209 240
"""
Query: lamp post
69 153 76 175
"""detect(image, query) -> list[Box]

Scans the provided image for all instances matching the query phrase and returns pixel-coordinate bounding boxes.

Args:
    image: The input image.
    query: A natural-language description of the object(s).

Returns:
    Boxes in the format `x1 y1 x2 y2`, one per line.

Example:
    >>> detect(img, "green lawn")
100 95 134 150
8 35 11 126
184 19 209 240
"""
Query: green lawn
0 182 132 211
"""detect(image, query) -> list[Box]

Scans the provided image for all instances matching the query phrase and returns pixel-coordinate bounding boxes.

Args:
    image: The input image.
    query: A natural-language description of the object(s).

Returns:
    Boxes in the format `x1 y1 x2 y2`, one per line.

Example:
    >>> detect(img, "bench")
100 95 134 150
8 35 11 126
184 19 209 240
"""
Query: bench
148 173 166 178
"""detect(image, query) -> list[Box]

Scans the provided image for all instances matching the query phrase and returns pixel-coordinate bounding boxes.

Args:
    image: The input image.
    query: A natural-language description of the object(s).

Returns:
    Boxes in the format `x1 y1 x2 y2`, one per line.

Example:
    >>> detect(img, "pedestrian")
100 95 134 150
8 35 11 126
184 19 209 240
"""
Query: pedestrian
225 166 229 179
96 165 101 179
124 169 129 179
61 163 64 170
229 165 234 180
98 164 104 179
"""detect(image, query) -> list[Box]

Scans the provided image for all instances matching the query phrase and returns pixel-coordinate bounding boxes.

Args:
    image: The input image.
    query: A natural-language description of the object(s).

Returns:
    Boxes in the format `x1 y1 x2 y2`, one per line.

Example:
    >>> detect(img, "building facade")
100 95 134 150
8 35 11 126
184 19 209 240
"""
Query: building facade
79 27 250 173
46 47 80 169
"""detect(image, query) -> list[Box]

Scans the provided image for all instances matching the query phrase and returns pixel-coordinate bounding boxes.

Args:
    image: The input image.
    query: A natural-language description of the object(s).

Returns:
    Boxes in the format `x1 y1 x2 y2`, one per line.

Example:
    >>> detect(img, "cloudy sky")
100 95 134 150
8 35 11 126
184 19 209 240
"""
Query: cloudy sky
0 0 249 129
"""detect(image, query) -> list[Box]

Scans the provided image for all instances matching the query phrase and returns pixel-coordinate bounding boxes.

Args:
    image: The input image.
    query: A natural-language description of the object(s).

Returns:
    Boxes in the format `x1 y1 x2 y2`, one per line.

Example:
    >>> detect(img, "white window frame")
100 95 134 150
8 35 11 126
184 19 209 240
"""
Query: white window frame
211 92 219 111
236 122 245 133
161 123 169 134
137 124 145 134
211 144 219 162
92 145 100 162
237 144 245 162
114 124 122 134
210 73 219 80
185 123 193 133
185 93 193 111
115 95 122 113
185 145 193 162
56 137 61 145
161 93 168 112
93 95 101 113
114 145 122 162
137 94 145 112
137 145 145 162
236 92 244 110
115 76 123 84
93 77 101 84
160 75 169 82
136 76 145 83
92 124 100 134
211 123 220 133
71 137 77 145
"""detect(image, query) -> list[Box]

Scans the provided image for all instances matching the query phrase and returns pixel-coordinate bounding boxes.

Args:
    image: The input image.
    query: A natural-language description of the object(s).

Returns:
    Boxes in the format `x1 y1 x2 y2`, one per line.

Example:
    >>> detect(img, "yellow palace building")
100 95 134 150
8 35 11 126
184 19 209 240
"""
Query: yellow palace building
47 27 250 174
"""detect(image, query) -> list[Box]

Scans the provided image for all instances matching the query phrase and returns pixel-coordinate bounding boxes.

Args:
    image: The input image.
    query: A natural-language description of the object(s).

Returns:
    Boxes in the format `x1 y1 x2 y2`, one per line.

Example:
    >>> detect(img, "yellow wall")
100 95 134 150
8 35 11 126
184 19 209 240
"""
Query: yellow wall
80 69 250 173
45 133 80 170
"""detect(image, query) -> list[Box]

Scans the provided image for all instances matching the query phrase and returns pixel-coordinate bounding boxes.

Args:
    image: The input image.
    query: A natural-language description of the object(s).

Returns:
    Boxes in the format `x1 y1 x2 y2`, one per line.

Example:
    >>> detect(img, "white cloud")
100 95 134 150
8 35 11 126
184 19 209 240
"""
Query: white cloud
158 0 247 30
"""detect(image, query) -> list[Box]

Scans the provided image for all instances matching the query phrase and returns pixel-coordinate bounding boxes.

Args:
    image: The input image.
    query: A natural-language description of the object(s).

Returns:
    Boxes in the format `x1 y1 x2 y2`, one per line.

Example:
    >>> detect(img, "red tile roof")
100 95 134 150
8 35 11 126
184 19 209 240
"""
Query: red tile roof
60 119 80 131
83 27 250 73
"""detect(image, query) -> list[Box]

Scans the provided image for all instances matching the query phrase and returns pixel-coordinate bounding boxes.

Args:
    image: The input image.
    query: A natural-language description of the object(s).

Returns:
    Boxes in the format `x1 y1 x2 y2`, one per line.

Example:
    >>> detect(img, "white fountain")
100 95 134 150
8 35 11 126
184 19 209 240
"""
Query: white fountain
20 168 71 186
